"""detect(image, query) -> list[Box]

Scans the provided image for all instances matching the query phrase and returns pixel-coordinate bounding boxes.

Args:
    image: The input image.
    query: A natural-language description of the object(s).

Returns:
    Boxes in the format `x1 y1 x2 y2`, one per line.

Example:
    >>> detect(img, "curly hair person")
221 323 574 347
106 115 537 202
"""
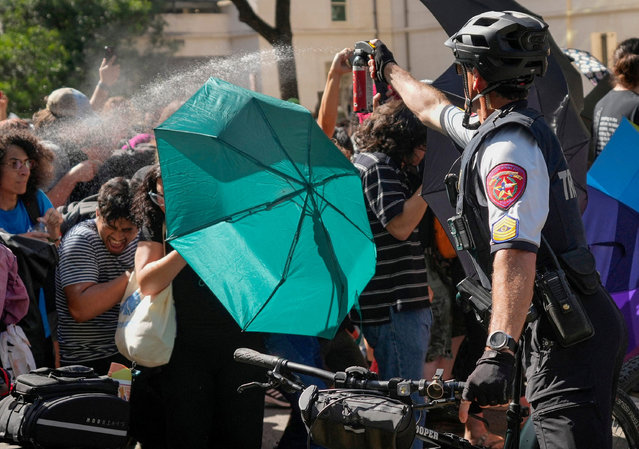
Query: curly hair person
354 99 428 166
0 129 54 198
97 177 136 224
131 164 164 229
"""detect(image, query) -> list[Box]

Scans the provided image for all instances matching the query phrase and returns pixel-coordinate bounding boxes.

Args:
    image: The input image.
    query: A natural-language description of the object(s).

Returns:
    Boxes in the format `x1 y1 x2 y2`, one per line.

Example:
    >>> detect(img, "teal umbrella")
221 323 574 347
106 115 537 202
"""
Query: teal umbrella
154 78 376 338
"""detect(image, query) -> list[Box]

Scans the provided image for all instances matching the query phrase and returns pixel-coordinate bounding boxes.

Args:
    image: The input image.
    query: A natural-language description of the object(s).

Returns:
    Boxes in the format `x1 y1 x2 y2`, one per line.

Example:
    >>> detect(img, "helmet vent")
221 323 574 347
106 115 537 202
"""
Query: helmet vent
474 17 499 27
470 35 489 48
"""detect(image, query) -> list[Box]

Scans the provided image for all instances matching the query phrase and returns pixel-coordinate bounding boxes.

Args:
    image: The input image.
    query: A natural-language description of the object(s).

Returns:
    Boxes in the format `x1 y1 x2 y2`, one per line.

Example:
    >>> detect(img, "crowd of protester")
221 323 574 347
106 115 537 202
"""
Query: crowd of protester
0 32 637 449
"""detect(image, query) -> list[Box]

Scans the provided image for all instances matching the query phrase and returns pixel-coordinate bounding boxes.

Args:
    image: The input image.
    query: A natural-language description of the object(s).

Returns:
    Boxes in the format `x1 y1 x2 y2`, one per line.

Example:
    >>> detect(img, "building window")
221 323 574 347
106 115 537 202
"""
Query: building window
590 32 617 67
331 0 346 22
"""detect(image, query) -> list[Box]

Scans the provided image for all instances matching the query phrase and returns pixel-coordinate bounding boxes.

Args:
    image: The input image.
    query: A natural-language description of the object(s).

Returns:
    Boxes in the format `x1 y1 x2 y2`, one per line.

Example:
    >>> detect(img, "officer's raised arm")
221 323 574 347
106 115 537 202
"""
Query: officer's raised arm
369 40 450 133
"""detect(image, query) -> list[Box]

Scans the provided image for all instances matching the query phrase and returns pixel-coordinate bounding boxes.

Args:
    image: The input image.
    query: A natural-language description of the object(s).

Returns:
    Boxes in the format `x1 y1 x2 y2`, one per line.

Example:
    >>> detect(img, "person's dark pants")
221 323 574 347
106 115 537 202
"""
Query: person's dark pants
524 285 627 449
265 334 327 449
154 328 265 449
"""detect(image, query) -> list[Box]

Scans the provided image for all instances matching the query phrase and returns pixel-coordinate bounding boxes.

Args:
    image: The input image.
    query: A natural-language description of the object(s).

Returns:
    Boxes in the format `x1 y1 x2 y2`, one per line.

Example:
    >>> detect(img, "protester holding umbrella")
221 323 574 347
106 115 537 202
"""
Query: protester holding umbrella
368 10 626 449
592 38 639 158
130 164 265 449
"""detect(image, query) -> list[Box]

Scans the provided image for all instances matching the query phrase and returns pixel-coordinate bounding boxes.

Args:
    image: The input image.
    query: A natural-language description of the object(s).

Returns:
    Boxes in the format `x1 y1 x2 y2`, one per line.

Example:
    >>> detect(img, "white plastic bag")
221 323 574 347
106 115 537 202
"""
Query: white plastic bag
115 272 175 367
0 324 37 380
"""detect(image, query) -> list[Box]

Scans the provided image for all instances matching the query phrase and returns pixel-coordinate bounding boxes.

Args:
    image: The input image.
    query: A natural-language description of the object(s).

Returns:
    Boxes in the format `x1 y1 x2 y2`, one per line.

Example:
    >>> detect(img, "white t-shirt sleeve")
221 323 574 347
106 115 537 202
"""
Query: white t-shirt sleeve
478 127 549 252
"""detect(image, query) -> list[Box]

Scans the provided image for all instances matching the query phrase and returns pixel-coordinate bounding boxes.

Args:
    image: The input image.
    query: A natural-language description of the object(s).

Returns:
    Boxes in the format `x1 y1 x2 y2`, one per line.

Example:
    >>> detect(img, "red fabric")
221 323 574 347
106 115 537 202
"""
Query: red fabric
486 163 527 209
0 245 29 325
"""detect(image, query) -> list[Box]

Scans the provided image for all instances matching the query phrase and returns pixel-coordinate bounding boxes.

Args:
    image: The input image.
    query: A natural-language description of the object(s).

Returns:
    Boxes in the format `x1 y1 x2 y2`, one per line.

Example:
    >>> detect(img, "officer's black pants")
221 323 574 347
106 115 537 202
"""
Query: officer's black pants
523 285 627 449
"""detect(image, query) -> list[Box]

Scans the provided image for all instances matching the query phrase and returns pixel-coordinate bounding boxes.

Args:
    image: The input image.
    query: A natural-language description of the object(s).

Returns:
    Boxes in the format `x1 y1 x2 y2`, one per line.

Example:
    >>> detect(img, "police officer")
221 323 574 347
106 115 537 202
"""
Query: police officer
369 10 627 449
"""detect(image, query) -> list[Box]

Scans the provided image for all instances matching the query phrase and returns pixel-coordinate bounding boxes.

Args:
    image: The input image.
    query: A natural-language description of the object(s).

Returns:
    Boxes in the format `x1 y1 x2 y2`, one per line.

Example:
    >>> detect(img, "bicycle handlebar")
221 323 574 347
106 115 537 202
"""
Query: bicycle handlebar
234 347 466 401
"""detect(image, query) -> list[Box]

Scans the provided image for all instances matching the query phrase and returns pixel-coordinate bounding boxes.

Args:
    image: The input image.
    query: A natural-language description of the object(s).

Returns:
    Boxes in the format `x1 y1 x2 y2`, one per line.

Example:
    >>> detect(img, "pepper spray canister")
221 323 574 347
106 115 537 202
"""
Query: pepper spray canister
352 48 373 113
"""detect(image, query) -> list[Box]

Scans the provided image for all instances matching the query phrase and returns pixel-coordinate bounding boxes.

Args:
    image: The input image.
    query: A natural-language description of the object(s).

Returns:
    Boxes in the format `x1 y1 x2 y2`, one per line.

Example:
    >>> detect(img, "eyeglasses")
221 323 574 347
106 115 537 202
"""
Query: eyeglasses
148 191 165 207
1 159 36 170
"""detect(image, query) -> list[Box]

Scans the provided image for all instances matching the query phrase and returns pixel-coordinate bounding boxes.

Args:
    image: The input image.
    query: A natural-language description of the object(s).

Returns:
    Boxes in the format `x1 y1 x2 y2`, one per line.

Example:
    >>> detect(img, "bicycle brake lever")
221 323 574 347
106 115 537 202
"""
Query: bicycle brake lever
271 370 303 393
237 381 271 394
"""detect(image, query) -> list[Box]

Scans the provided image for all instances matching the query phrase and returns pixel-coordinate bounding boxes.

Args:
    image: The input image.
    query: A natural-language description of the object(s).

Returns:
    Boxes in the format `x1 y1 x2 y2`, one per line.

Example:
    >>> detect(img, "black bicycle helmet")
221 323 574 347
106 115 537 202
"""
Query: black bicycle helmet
445 11 550 87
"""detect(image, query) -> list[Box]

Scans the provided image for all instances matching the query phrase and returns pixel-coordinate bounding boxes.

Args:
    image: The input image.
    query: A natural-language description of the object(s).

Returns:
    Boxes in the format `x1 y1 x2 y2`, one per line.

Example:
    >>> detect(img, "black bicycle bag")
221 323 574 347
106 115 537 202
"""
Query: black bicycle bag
299 385 416 449
0 365 129 449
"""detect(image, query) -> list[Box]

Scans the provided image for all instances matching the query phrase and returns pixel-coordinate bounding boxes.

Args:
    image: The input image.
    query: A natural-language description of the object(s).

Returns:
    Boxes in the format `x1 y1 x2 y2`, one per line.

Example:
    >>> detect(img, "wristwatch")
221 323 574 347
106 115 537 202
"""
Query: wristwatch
486 330 518 353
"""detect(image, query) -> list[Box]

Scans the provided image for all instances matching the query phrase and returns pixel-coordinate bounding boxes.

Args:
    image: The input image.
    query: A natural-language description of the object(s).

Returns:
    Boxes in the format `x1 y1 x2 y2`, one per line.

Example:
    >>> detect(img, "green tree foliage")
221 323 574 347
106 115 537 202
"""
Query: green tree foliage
0 27 69 116
0 0 170 116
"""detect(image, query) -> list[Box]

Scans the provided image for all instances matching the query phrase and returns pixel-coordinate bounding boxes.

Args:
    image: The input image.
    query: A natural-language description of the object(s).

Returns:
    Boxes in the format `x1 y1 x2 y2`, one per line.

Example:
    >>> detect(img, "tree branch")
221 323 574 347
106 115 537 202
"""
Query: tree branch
274 0 291 38
229 0 278 44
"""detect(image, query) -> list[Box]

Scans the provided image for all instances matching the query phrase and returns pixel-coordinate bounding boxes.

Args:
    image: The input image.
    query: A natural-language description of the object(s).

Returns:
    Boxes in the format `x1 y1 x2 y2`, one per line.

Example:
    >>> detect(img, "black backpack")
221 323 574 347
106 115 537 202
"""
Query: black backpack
0 365 129 449
22 192 97 237
56 194 98 236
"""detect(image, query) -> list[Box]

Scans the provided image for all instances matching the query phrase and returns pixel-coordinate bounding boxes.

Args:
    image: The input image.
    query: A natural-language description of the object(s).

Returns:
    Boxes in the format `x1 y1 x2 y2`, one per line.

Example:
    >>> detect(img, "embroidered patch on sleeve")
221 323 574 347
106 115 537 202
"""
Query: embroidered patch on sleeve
486 163 527 210
491 215 519 243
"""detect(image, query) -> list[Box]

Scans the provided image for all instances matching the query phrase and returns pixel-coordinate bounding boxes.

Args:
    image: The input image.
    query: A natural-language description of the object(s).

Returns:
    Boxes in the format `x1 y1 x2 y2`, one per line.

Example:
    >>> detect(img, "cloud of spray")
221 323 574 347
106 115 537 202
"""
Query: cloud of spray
33 43 341 181
34 48 289 162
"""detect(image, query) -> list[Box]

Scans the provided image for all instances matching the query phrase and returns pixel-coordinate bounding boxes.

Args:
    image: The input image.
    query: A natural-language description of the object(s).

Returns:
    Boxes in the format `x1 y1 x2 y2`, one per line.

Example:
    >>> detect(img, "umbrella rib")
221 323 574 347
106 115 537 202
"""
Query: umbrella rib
305 192 347 329
254 100 309 183
161 129 306 187
311 173 376 243
165 186 309 241
242 191 310 331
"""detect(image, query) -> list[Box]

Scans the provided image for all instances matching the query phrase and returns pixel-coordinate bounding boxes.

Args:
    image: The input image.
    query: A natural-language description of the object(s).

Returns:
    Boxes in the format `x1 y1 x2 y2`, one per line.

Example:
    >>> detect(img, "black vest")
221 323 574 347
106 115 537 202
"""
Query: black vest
456 102 588 282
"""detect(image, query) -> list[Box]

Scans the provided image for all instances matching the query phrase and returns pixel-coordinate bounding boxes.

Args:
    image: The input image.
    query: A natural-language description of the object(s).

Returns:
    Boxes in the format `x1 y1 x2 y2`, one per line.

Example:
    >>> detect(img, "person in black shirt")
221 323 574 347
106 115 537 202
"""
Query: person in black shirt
592 38 639 157
130 164 265 449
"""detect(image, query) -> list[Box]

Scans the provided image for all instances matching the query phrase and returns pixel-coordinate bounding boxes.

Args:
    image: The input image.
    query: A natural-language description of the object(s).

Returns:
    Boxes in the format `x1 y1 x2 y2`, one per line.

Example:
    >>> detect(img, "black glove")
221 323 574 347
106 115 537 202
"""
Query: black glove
462 350 516 406
372 42 396 84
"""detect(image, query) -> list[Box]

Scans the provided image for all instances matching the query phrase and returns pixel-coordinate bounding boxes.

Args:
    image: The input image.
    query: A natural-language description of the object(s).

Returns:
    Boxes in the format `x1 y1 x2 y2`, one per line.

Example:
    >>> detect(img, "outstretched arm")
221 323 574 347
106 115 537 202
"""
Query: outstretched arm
0 91 8 121
370 40 450 133
90 56 120 111
317 48 353 137
135 241 186 296
384 64 450 133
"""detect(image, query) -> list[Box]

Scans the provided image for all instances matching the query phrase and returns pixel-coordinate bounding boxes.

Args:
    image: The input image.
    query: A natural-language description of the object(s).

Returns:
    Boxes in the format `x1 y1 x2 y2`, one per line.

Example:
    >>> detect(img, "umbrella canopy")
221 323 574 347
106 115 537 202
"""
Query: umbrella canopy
583 187 639 356
584 119 639 355
588 118 639 213
562 48 611 86
154 78 376 338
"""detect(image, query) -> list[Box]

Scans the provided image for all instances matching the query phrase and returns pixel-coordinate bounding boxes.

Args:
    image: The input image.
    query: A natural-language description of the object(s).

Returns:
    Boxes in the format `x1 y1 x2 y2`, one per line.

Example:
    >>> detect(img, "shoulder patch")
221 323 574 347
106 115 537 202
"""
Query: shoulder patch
491 215 519 243
486 163 527 210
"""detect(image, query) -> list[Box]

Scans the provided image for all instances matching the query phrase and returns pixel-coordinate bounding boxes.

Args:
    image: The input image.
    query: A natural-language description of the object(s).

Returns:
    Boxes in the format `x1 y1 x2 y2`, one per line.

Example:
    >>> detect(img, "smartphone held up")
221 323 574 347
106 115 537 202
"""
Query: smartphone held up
104 46 116 60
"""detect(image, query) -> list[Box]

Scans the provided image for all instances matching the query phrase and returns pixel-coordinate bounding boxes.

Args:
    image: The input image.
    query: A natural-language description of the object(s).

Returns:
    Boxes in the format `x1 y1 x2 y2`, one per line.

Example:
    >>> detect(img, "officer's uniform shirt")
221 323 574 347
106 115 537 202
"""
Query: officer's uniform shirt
440 105 550 253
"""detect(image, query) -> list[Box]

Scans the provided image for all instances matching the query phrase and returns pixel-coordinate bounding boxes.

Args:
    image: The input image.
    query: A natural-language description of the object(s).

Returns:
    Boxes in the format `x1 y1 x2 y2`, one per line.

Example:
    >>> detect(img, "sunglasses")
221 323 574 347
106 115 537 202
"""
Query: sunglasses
1 158 36 170
148 191 165 207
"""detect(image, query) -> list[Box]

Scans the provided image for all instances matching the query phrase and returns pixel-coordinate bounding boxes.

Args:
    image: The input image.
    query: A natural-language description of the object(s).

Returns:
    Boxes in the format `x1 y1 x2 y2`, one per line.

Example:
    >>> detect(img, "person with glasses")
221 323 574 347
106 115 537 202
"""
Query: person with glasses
0 130 63 244
0 129 63 369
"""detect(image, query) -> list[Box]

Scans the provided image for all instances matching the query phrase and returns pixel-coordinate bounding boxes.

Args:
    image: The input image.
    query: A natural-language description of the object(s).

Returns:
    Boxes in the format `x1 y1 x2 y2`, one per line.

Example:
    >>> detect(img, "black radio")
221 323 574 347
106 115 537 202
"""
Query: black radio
447 214 474 251
535 268 594 347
